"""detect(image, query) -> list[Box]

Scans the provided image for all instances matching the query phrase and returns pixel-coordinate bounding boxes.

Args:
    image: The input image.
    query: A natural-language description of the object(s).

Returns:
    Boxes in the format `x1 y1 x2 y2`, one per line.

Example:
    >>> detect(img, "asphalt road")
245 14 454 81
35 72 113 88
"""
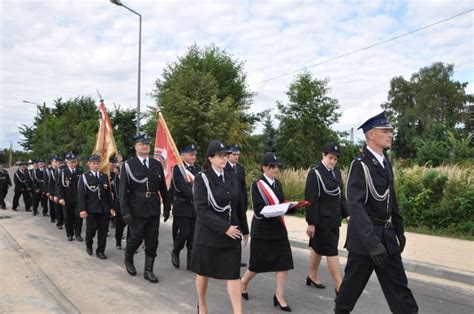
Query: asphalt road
1 172 473 313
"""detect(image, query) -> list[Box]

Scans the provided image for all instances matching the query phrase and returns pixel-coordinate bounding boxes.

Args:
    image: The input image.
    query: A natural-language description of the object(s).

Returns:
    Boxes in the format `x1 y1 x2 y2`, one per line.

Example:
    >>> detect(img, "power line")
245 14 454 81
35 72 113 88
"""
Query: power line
251 8 473 86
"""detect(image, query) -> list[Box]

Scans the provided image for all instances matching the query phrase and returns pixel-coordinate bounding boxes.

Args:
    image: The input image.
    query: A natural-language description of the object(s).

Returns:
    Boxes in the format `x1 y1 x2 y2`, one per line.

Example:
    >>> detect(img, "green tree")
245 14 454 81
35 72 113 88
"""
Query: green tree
148 44 257 163
109 106 137 159
260 110 278 153
382 62 471 158
276 72 340 168
19 97 99 162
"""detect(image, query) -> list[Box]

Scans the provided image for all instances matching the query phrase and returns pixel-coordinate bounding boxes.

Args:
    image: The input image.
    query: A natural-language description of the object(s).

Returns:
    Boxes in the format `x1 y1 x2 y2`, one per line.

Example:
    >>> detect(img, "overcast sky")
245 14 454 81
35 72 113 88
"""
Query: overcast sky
1 0 473 150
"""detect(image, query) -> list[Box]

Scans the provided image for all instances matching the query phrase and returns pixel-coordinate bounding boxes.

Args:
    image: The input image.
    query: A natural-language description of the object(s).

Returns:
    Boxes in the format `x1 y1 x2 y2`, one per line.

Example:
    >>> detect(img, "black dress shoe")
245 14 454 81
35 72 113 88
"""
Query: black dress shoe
12 208 17 211
57 225 63 230
171 250 180 268
240 262 247 267
241 292 249 300
273 295 292 312
86 246 93 256
67 236 73 241
76 236 83 242
306 276 326 289
116 244 122 250
33 211 38 216
96 252 107 260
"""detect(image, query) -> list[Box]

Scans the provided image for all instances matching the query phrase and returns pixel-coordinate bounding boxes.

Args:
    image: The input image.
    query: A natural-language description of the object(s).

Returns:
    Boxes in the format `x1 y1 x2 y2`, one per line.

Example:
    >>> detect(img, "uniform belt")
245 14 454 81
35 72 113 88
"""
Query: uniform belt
134 191 159 198
369 216 392 229
146 191 159 198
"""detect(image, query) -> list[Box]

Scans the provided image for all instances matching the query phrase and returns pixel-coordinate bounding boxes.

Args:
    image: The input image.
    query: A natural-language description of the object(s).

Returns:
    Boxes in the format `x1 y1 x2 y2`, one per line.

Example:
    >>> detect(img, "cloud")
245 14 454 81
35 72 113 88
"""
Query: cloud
0 0 472 150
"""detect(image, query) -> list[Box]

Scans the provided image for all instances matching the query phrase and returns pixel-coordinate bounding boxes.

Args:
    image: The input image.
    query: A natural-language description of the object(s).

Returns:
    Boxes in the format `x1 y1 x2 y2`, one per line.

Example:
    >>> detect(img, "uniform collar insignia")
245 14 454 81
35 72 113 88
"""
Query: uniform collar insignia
372 158 379 166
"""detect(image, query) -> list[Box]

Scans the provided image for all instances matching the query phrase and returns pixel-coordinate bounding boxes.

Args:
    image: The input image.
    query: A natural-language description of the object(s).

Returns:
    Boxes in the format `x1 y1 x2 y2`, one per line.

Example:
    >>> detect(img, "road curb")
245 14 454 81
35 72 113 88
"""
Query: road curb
289 238 473 286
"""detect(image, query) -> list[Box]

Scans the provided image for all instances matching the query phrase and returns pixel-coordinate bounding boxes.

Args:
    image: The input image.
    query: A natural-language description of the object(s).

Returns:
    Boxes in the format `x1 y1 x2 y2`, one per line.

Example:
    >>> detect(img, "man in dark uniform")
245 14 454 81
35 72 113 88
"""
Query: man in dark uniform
49 156 64 229
334 112 418 314
120 134 171 283
77 154 114 259
28 160 39 214
0 164 12 209
170 144 201 269
110 157 126 249
31 159 48 216
57 152 84 241
44 159 56 222
225 144 249 267
12 161 32 211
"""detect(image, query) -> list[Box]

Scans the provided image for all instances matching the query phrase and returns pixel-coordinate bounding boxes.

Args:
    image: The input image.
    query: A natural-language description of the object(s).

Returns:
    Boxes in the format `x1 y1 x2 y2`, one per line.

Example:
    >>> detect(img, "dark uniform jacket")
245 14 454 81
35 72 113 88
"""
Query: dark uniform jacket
0 170 12 191
225 162 248 212
304 163 348 228
14 169 32 192
56 167 83 205
119 156 170 219
110 171 121 212
77 171 113 214
345 148 404 256
193 168 248 248
172 163 201 217
31 168 47 193
47 167 60 197
250 175 287 240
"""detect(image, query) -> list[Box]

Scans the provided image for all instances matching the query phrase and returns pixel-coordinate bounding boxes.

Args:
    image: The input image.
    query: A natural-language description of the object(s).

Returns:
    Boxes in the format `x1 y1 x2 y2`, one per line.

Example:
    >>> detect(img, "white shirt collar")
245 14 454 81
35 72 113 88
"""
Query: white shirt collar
228 161 236 168
366 145 385 168
137 155 148 164
184 161 192 168
263 173 275 186
212 167 224 181
321 160 333 172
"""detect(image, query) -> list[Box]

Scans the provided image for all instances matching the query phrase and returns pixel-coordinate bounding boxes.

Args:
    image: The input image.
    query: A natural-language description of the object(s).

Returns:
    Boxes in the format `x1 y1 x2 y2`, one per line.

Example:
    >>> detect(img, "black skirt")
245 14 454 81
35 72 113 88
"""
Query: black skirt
249 237 293 273
309 227 339 256
190 244 241 280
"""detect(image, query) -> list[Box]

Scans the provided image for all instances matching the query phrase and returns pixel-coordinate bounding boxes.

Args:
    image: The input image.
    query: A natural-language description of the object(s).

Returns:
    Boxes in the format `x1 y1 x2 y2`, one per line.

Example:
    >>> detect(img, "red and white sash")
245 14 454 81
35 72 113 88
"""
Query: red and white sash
256 179 287 230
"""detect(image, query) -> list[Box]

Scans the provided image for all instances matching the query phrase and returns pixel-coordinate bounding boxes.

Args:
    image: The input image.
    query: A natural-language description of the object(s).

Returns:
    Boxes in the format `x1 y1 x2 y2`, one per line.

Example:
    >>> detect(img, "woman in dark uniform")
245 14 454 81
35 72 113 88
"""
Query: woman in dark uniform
240 153 293 312
304 142 348 295
191 140 249 314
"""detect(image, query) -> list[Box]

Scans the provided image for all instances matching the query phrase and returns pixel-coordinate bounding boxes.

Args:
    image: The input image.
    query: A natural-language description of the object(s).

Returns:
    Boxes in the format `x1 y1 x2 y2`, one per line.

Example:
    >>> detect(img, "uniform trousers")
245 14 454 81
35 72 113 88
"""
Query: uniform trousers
54 202 64 226
30 190 38 211
85 212 109 253
62 202 82 237
173 216 196 254
126 216 160 258
48 199 56 222
33 192 48 214
12 190 31 210
115 211 126 245
335 252 418 314
0 188 8 208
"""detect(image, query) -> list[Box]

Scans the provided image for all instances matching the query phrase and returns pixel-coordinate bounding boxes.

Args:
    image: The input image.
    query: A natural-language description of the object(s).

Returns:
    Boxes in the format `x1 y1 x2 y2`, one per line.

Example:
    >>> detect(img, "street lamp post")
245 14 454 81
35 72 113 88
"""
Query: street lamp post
23 100 40 117
23 100 47 147
110 0 142 136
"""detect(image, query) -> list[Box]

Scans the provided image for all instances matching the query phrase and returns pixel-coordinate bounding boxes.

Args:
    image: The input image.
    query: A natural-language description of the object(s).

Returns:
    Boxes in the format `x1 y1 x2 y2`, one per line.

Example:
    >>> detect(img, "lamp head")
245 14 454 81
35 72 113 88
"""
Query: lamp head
110 0 123 6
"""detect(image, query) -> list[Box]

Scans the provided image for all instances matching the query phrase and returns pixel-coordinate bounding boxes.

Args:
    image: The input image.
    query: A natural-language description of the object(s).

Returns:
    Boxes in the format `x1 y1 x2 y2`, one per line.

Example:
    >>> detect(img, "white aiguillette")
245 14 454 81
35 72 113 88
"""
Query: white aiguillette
260 202 298 218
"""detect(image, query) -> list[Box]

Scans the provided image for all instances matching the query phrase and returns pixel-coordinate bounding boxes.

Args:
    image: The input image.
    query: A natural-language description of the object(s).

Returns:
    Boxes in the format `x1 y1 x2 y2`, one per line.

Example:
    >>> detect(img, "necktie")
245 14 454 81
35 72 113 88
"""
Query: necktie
143 159 148 168
219 174 224 183
331 170 336 178
71 169 75 175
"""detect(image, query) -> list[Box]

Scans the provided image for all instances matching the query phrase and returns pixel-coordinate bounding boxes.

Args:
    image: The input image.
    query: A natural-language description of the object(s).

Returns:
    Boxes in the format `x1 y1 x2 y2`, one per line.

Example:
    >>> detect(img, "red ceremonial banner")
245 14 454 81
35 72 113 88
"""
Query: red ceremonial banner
154 112 182 189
